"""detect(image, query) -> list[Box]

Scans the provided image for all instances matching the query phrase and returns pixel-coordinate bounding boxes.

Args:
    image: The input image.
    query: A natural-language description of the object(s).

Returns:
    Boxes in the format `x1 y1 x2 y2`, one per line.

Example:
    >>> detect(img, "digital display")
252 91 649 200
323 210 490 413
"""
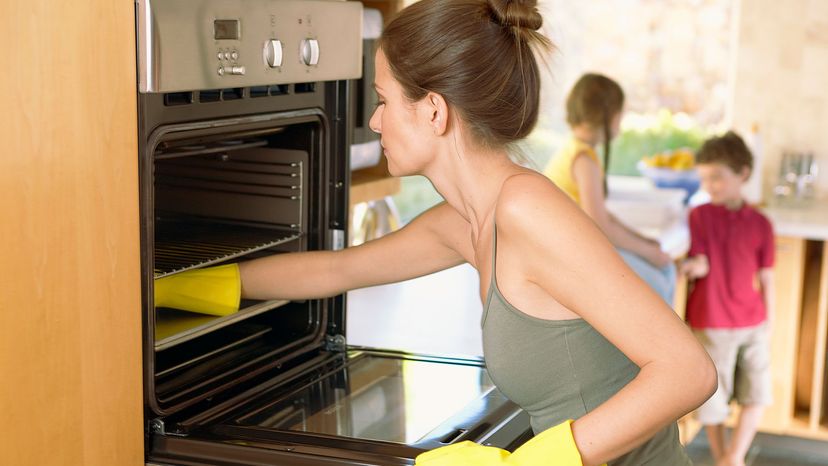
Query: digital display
214 19 240 40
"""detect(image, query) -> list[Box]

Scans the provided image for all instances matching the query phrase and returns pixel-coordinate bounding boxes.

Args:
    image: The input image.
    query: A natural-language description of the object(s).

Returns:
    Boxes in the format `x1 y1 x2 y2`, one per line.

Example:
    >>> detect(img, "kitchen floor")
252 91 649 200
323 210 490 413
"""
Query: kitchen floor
347 267 828 464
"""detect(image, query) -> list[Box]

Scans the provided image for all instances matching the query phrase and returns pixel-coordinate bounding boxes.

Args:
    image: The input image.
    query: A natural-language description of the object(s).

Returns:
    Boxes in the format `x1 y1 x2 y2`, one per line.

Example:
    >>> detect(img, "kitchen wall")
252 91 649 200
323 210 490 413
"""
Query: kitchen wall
729 0 828 200
540 0 734 128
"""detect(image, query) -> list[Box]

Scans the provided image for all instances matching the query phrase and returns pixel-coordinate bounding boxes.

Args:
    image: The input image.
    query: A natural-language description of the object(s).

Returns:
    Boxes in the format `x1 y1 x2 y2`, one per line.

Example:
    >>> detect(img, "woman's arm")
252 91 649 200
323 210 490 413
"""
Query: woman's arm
240 202 471 300
571 154 671 268
497 174 716 466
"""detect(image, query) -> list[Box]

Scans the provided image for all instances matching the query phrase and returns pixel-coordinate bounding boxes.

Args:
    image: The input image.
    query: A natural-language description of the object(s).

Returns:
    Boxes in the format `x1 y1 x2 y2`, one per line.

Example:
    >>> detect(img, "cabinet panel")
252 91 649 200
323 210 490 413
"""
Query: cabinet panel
761 236 806 431
814 244 828 430
0 1 143 465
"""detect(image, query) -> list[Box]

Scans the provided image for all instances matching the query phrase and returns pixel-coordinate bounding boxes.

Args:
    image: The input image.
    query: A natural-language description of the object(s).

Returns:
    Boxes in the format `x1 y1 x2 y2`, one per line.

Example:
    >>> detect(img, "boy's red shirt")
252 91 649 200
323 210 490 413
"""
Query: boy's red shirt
685 202 775 329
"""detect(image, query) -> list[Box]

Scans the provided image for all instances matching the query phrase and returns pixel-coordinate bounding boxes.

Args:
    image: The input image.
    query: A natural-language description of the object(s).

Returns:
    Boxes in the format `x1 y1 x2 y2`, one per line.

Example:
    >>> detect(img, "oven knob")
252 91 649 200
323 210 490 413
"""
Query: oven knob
264 39 283 68
300 38 319 66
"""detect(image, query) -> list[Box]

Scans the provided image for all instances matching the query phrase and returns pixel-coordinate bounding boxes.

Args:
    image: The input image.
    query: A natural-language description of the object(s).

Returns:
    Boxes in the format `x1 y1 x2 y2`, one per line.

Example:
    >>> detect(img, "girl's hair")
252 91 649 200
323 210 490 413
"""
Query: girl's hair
696 131 753 175
378 0 552 149
566 73 625 195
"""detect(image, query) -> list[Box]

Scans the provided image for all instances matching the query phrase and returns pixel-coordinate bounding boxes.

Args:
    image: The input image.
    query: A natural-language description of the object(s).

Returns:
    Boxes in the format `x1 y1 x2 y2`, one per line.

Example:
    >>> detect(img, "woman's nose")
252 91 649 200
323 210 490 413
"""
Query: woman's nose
368 107 381 134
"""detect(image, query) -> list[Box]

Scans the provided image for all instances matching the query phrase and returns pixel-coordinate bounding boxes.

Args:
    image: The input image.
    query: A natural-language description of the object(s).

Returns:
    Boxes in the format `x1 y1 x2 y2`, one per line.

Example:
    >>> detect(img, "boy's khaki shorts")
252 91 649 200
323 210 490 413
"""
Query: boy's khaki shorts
693 323 773 425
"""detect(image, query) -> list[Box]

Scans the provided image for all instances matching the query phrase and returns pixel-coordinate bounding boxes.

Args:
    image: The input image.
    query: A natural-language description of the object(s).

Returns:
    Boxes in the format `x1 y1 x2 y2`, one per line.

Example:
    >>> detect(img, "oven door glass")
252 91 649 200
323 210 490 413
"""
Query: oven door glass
235 352 495 444
150 351 531 466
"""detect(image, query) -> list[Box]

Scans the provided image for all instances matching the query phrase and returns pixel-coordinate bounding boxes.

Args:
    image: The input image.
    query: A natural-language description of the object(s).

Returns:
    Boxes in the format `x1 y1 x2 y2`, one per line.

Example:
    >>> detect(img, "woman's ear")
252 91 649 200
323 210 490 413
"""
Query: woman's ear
425 91 449 136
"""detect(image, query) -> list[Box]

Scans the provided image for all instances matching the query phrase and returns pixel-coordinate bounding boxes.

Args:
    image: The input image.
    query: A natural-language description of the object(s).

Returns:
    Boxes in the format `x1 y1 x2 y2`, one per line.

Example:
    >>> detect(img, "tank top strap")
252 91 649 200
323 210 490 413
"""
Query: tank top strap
490 218 498 282
481 219 498 328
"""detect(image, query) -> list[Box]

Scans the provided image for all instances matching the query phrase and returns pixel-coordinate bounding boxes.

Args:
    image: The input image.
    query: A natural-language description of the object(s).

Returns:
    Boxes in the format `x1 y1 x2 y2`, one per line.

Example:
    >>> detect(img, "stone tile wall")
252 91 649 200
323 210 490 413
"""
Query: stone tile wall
730 0 828 201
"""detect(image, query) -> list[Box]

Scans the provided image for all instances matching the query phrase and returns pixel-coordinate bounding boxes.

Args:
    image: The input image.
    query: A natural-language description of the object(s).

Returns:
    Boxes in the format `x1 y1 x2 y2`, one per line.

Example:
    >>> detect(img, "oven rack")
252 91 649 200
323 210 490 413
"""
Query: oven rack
155 300 288 351
154 220 301 278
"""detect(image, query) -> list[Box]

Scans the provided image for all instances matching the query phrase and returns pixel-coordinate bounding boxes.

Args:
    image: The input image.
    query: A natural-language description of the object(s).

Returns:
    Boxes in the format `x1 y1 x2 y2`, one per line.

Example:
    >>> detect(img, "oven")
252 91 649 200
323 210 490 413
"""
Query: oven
136 1 532 464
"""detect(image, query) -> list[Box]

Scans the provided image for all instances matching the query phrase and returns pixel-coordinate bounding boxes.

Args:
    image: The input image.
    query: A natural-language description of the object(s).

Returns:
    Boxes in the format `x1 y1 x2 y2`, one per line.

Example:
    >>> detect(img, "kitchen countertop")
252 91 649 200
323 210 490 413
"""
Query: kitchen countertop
606 176 690 259
613 199 828 258
762 201 828 240
608 176 828 257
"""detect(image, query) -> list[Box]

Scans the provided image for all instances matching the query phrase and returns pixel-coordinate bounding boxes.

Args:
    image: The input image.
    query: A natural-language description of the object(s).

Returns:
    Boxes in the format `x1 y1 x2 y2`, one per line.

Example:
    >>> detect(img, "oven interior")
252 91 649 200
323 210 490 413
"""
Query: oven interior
143 110 345 419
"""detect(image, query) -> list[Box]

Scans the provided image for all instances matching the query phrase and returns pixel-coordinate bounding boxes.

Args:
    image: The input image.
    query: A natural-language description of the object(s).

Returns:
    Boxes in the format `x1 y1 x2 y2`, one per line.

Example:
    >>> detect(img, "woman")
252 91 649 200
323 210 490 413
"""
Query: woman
160 0 716 464
543 74 677 304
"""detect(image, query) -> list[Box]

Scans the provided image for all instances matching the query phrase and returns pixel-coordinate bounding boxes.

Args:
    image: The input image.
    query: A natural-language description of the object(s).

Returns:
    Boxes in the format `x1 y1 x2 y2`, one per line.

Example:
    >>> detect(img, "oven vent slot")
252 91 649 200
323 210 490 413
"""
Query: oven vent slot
153 222 301 278
250 84 291 98
222 87 244 100
270 84 289 95
199 89 222 103
250 86 270 98
163 91 194 106
294 82 316 93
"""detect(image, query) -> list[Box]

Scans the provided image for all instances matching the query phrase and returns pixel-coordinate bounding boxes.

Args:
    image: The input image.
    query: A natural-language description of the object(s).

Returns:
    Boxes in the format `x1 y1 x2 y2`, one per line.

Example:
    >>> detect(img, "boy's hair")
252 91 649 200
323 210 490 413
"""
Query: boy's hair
696 130 753 175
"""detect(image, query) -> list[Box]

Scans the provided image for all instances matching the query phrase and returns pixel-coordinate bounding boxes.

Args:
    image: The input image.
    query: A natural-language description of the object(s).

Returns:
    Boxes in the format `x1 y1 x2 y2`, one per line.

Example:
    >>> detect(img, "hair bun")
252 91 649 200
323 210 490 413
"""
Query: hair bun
487 0 543 31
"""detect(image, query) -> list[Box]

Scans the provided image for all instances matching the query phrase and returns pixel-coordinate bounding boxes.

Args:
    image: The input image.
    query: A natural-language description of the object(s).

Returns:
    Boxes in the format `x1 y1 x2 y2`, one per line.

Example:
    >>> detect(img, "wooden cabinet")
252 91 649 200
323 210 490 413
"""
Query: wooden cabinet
0 2 143 465
774 238 828 440
762 236 808 433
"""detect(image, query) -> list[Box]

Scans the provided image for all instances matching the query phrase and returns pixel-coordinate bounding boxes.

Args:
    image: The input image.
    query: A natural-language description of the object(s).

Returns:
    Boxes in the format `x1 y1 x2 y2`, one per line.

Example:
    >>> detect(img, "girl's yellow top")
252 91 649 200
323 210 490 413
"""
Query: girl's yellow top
542 137 602 206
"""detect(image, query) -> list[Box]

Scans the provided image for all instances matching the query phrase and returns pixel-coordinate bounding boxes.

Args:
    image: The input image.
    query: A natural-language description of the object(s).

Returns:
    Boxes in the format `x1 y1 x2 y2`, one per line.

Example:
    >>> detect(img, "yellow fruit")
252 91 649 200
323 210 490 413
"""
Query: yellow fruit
642 149 694 171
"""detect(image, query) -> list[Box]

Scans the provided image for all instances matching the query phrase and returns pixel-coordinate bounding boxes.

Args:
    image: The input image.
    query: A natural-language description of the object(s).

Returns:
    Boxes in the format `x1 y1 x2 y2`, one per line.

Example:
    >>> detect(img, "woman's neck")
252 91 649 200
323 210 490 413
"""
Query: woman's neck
423 132 522 243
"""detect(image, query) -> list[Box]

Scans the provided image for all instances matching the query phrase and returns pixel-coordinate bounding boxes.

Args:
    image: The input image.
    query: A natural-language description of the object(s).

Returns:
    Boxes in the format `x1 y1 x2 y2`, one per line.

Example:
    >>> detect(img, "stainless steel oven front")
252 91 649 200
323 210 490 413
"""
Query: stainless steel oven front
136 1 531 465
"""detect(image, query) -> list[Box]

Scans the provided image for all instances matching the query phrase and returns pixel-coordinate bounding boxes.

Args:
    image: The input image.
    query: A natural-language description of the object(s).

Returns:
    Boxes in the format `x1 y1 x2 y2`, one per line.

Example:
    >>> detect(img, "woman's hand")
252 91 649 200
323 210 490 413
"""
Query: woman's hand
415 421 591 466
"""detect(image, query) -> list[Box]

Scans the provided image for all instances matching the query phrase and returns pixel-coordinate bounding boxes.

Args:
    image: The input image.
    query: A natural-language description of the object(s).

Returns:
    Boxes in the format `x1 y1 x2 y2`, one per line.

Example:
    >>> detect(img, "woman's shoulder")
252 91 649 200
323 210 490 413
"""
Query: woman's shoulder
495 171 582 231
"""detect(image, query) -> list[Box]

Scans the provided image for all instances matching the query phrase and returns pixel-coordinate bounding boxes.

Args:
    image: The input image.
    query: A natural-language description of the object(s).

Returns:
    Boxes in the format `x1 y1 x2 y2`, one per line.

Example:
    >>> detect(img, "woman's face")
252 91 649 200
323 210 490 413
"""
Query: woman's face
368 49 434 177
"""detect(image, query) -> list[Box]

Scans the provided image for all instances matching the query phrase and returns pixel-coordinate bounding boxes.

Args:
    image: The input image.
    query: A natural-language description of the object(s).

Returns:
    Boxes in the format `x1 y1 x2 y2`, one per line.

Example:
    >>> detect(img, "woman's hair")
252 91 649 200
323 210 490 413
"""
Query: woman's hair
566 73 625 195
696 131 753 175
378 0 552 149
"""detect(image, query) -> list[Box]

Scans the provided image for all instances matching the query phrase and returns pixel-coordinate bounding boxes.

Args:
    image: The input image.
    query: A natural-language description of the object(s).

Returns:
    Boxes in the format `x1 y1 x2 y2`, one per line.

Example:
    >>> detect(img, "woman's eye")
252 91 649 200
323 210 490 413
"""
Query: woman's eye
375 100 385 108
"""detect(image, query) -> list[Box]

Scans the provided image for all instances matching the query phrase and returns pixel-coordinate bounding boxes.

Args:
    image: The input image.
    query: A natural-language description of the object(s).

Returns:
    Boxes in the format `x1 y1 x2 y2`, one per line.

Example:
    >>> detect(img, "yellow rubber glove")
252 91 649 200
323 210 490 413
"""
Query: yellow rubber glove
154 264 241 316
415 420 602 466
414 441 510 466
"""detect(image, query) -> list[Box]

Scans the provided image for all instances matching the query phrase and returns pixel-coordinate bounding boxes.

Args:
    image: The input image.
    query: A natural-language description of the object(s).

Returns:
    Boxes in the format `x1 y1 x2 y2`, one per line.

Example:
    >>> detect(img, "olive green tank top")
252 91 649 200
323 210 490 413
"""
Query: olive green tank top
481 224 691 465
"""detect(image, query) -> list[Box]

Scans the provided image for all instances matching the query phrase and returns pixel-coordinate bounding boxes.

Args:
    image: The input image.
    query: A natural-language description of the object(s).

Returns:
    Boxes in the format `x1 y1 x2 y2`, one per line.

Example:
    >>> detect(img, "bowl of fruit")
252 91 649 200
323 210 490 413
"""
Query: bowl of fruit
637 148 700 201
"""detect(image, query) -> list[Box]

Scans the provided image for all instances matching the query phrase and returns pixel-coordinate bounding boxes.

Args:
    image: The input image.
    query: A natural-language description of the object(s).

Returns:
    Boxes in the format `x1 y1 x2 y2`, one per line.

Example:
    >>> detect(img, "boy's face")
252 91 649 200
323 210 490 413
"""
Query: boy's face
696 162 750 205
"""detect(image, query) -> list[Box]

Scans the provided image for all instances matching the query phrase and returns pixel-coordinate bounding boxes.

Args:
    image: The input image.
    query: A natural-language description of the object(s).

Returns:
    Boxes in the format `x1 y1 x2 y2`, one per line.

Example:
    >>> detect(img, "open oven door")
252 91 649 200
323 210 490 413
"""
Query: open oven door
147 349 531 466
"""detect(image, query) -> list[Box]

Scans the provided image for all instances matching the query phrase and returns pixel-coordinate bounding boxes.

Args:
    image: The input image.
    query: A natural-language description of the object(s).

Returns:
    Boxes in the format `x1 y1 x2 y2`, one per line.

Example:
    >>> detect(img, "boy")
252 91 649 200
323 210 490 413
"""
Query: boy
680 131 775 466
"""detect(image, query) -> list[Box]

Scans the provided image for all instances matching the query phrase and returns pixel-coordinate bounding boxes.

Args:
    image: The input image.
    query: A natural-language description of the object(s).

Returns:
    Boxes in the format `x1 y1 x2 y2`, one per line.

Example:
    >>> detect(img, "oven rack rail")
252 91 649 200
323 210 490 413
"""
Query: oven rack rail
154 300 289 351
154 220 301 279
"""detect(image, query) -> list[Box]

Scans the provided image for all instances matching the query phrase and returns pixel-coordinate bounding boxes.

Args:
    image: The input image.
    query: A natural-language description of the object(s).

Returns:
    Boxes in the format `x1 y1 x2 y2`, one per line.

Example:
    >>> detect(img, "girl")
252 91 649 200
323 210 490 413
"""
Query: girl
159 1 715 464
543 74 677 305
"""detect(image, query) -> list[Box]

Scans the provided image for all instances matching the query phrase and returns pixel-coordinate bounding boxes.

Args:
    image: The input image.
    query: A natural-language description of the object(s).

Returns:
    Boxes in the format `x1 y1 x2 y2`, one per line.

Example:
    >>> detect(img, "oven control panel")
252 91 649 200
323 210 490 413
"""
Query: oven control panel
138 0 362 93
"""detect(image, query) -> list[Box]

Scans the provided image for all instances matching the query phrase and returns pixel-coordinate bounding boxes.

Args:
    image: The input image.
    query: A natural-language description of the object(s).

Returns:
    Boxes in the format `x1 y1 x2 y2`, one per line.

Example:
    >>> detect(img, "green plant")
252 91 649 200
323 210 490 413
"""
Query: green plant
608 109 709 176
